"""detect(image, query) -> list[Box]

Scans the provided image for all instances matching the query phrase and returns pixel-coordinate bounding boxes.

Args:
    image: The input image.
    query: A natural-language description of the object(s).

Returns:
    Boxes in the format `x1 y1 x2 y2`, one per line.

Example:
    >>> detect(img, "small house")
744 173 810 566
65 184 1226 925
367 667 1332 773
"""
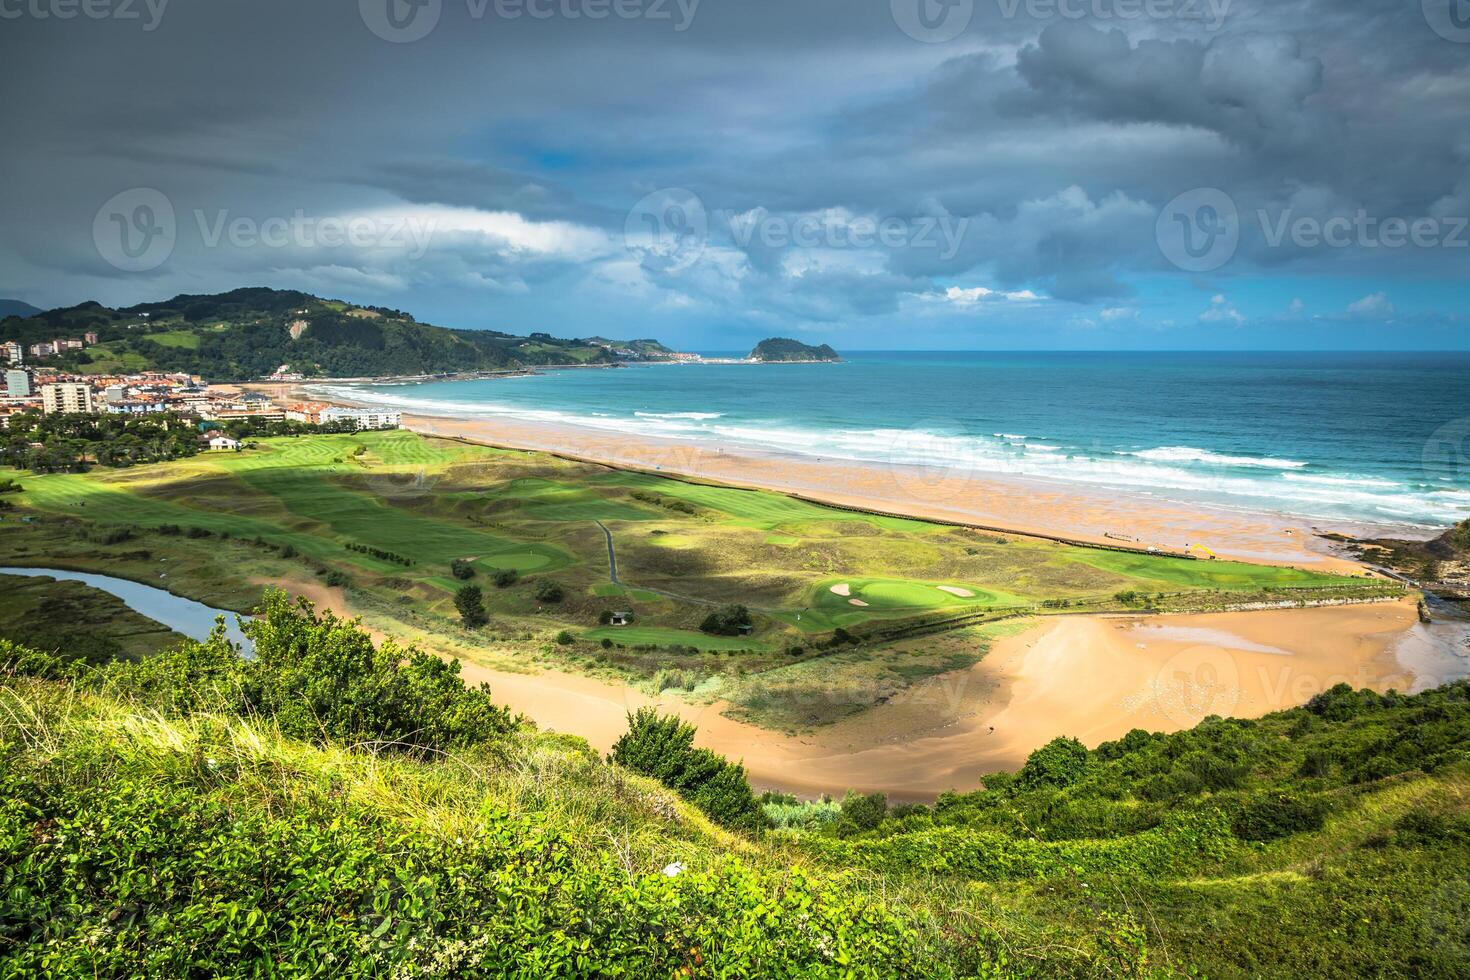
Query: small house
206 434 240 452
610 612 632 627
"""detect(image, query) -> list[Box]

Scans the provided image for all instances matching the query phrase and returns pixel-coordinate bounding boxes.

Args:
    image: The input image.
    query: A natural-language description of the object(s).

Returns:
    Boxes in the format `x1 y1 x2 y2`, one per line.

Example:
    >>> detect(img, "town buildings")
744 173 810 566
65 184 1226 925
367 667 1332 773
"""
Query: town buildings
41 382 95 415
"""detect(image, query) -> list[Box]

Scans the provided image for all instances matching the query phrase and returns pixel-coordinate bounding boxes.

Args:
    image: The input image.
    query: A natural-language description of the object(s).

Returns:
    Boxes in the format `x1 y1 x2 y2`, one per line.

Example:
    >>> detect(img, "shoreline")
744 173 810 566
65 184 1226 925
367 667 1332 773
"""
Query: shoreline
258 378 1415 571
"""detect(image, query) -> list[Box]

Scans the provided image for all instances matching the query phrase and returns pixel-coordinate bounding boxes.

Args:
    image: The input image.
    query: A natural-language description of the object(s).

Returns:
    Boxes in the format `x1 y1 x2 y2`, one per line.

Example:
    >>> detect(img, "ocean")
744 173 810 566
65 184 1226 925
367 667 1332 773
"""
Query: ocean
327 351 1470 530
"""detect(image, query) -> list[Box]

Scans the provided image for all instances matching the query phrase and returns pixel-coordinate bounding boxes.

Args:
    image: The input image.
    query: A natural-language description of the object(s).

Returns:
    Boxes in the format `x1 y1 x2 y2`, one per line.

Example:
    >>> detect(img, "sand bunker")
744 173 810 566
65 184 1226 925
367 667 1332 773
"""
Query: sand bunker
937 585 975 597
830 583 851 596
848 598 870 607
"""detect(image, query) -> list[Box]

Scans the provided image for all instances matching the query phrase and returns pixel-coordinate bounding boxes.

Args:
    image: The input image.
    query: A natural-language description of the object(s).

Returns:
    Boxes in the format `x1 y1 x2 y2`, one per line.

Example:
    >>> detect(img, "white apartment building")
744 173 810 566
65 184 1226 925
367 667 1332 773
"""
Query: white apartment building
320 407 401 430
41 382 95 415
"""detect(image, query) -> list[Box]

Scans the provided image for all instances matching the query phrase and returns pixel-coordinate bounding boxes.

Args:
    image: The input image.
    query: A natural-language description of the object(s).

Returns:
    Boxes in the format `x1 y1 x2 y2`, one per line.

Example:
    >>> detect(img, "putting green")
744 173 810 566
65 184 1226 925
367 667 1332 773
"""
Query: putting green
813 578 1026 615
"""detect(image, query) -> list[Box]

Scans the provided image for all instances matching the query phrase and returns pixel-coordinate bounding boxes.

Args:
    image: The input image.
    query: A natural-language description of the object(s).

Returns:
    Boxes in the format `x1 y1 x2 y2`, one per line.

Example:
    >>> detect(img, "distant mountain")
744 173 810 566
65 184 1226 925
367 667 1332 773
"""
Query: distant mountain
0 288 658 381
0 299 42 319
749 337 841 363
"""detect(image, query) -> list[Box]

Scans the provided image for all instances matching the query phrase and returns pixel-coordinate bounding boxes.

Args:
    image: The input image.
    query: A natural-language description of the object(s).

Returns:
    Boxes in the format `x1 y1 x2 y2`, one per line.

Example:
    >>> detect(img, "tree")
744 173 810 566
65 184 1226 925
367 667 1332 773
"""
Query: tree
450 558 475 580
455 585 488 628
699 603 751 636
610 708 767 832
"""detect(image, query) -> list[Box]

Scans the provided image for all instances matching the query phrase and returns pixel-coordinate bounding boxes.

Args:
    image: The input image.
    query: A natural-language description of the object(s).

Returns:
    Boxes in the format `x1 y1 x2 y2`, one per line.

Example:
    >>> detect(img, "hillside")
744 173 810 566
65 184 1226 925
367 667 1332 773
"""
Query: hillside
586 336 680 360
1 593 1467 976
749 337 841 362
0 287 634 381
0 299 41 319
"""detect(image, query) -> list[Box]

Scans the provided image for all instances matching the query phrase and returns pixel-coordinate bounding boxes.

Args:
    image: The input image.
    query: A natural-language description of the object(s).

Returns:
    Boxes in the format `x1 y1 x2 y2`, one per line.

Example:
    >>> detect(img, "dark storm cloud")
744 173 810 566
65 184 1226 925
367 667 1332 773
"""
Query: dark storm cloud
0 0 1466 344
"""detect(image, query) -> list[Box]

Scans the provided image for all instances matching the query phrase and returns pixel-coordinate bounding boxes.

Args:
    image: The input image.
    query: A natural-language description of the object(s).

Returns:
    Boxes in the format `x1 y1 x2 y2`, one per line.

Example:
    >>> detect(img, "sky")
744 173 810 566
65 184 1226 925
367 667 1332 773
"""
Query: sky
1 0 1468 350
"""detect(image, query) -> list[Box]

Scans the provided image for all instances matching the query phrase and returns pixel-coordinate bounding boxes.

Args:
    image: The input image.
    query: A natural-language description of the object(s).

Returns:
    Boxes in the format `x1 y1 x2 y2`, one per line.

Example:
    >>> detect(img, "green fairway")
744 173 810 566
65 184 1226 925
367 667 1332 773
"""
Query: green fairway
1064 549 1350 591
603 472 932 532
498 478 658 523
584 626 767 652
222 466 562 572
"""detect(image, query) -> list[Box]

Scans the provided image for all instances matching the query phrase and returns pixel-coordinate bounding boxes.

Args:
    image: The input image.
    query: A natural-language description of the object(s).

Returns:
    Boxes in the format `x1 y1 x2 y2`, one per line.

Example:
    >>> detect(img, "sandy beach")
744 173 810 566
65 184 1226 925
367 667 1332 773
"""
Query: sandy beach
448 599 1440 801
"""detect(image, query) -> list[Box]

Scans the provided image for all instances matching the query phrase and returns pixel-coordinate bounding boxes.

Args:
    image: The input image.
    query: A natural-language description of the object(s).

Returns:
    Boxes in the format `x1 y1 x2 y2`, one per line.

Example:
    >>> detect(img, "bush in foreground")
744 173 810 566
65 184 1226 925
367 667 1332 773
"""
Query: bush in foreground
610 708 768 832
0 685 940 978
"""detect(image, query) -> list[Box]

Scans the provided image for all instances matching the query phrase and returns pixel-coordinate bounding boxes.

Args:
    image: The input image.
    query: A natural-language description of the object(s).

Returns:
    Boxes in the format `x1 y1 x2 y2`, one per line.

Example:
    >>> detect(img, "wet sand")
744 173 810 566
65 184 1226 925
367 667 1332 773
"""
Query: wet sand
446 599 1429 801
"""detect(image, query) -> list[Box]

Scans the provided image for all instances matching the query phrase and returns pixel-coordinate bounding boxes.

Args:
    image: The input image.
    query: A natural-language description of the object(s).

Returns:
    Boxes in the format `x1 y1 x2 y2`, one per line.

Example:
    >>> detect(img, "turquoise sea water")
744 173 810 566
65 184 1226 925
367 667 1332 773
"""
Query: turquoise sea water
331 352 1470 530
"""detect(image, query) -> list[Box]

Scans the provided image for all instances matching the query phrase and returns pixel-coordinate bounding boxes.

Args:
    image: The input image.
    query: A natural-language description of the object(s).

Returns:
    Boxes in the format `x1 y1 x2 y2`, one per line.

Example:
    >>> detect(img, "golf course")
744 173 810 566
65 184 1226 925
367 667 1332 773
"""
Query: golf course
0 429 1401 731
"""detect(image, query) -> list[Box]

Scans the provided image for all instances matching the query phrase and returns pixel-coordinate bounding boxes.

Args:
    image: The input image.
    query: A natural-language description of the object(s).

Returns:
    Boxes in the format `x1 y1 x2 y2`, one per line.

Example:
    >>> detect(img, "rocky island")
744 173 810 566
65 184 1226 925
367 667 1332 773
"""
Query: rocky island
748 337 841 362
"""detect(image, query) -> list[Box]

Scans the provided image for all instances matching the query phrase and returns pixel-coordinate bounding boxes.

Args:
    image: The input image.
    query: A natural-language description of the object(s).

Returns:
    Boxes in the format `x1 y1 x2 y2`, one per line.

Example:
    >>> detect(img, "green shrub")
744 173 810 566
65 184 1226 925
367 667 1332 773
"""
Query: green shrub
491 568 519 588
1018 736 1090 790
1232 792 1330 841
699 604 751 636
323 570 349 588
610 708 767 832
239 590 514 754
555 630 575 646
534 580 565 603
450 558 476 580
840 791 888 834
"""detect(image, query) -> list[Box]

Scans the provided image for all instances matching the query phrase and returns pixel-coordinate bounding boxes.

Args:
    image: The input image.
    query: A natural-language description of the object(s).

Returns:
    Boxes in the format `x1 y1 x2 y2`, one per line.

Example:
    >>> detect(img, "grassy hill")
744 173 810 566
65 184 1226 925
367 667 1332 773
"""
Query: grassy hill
1 593 1466 977
0 287 632 380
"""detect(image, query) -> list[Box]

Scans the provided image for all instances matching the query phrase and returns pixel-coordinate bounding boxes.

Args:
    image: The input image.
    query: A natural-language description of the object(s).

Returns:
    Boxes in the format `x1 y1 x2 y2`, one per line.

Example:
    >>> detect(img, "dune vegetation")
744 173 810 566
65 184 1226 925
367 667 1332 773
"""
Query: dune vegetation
1 590 1467 977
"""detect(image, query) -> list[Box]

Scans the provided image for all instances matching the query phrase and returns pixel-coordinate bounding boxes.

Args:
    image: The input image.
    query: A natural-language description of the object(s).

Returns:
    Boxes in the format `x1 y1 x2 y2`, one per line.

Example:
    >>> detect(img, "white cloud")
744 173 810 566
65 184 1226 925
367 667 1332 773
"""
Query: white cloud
1100 306 1138 322
1346 291 1394 317
1199 294 1246 325
931 285 1043 307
